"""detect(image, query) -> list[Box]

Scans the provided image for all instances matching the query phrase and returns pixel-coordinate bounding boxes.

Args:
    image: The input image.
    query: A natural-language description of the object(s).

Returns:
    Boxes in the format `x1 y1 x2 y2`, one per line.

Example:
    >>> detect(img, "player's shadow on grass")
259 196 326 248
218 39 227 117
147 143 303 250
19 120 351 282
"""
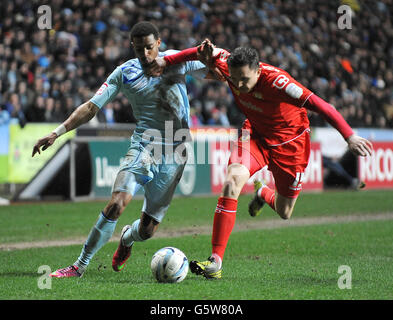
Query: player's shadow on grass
286 275 338 286
0 271 39 278
90 271 152 285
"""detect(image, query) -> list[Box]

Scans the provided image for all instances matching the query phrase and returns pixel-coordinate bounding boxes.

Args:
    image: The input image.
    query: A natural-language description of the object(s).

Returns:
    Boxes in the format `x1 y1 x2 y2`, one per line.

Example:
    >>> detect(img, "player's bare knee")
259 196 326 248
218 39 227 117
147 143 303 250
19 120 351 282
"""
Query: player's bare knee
104 202 122 220
277 207 293 220
222 166 249 198
104 192 131 220
280 212 291 220
222 179 239 198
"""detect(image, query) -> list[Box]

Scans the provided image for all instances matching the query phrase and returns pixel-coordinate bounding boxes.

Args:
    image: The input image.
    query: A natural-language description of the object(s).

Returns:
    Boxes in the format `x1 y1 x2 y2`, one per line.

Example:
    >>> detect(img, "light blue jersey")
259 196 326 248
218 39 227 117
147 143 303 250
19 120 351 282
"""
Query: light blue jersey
90 51 208 222
91 50 207 145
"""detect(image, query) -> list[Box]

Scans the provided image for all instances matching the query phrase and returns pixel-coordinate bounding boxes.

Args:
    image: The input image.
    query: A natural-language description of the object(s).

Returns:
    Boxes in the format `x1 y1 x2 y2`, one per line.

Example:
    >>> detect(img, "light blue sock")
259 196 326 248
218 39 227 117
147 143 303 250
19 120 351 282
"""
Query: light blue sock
74 212 117 271
122 219 145 247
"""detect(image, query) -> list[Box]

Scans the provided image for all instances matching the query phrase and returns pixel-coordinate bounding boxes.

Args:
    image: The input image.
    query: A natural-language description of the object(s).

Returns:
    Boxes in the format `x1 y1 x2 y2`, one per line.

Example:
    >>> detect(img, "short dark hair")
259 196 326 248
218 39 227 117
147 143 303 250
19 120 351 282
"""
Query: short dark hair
130 21 160 40
227 47 259 70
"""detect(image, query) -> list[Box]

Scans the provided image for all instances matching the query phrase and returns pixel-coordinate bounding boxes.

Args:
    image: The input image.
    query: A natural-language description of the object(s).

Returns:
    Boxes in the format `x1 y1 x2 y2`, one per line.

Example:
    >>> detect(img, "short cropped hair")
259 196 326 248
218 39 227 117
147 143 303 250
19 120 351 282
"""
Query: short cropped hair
227 47 259 70
130 21 160 40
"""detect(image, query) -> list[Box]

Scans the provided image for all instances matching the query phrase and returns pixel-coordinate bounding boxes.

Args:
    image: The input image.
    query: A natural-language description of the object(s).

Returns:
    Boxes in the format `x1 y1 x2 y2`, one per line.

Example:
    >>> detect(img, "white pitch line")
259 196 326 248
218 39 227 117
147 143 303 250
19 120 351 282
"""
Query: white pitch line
1 212 392 251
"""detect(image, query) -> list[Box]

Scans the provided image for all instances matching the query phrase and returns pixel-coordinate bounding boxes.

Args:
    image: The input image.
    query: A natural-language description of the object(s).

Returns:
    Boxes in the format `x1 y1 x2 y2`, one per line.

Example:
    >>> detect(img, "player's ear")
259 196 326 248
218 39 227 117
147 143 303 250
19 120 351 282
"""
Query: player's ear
156 37 161 48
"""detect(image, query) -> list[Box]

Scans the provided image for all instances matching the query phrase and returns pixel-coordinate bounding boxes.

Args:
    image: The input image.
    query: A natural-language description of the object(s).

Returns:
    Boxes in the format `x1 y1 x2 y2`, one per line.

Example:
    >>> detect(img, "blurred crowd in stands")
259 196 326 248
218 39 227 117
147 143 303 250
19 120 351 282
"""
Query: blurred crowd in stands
0 0 392 129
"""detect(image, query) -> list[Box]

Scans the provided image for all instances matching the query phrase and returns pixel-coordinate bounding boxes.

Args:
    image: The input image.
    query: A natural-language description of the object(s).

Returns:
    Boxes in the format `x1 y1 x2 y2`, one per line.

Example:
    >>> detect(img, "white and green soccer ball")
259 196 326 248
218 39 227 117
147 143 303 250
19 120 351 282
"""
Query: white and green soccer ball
151 247 189 283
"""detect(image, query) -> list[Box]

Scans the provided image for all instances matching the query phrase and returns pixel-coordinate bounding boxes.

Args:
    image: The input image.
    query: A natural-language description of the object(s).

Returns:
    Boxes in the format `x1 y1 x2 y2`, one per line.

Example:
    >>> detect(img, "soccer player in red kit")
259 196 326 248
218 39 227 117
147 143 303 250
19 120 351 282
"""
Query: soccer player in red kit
148 39 373 279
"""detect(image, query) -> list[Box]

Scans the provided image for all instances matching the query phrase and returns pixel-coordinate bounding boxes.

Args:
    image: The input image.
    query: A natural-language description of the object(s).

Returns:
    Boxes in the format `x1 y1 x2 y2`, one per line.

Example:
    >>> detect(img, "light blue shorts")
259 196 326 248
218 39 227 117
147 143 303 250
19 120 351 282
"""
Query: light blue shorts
112 141 187 223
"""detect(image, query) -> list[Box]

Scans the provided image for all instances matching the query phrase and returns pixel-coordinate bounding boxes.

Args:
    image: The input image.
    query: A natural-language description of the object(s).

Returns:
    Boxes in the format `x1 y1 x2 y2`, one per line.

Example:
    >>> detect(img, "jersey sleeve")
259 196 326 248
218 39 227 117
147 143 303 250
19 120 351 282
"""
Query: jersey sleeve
90 67 122 109
211 48 231 78
184 60 209 79
305 94 354 139
263 70 313 107
163 49 208 79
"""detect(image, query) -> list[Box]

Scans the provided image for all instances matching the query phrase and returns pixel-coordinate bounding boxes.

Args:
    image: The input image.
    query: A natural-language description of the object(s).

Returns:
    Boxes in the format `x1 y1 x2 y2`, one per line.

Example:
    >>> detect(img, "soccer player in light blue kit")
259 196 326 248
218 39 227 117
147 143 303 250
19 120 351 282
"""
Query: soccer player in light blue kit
32 21 209 278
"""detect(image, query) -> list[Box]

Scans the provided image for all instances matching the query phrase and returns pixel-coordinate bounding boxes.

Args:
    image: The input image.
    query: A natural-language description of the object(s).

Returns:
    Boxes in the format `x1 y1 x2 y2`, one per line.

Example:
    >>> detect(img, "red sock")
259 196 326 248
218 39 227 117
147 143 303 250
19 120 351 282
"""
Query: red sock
258 186 276 210
211 197 237 261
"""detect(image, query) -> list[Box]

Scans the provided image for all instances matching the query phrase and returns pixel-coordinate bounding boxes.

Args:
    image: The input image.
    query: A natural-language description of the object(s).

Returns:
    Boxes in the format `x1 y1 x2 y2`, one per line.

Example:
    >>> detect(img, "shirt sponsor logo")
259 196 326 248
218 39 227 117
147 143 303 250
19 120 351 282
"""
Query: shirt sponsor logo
238 98 263 113
122 63 142 84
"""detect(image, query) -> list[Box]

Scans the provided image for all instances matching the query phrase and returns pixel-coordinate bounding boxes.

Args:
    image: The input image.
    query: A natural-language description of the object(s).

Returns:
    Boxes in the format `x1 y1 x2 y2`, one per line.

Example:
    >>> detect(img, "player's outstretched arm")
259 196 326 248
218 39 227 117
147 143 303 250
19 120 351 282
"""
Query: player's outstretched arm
147 39 225 80
32 101 99 157
147 47 200 77
305 94 373 157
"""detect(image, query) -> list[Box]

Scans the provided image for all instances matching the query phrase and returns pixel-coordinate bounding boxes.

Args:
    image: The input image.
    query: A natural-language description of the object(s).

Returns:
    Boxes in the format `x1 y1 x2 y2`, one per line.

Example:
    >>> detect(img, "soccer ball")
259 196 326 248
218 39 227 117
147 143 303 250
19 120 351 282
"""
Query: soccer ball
151 247 189 283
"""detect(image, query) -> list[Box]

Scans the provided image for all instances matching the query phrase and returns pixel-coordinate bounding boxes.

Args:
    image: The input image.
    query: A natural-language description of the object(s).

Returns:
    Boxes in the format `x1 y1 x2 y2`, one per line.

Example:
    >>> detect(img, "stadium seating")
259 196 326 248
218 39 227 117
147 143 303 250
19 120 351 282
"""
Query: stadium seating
0 0 392 128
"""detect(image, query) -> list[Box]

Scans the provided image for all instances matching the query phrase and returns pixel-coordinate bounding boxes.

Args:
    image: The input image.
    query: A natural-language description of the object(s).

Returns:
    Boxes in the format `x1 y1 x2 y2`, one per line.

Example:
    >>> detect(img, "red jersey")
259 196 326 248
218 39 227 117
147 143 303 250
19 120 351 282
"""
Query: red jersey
212 48 314 146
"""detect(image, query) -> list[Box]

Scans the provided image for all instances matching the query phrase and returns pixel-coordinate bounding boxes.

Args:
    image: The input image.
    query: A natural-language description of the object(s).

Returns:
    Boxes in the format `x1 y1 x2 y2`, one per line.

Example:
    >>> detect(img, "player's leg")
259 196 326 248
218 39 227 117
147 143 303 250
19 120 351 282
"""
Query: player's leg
210 163 250 260
111 141 159 271
274 193 298 219
190 130 265 279
248 179 272 217
115 158 185 271
253 183 299 219
75 191 132 269
251 170 302 219
50 191 132 278
51 144 150 278
113 210 160 271
111 169 147 272
212 131 266 259
250 131 310 220
119 211 160 247
191 163 250 279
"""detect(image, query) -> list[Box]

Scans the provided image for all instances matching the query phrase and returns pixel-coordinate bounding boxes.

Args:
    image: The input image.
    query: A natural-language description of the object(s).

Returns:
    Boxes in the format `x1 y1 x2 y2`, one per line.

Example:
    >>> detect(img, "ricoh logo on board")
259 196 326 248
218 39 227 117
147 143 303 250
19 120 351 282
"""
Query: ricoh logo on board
210 142 323 194
360 144 393 185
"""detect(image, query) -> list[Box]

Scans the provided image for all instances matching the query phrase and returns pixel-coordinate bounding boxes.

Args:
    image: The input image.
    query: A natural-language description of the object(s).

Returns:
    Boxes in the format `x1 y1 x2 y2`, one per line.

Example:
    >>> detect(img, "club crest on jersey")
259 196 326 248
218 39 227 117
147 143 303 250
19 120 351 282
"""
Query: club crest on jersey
240 130 250 142
253 92 263 100
232 87 240 96
122 63 142 84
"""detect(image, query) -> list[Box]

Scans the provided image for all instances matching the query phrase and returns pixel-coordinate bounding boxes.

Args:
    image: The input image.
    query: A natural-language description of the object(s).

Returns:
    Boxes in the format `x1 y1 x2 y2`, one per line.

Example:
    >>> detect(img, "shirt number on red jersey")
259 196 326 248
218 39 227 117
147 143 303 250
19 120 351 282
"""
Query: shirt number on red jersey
290 171 304 191
272 75 289 89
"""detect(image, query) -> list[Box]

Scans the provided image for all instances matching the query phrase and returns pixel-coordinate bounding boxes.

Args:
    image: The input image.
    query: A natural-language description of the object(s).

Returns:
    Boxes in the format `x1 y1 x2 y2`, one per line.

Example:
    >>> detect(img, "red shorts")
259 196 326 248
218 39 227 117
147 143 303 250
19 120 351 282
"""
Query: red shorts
228 125 311 198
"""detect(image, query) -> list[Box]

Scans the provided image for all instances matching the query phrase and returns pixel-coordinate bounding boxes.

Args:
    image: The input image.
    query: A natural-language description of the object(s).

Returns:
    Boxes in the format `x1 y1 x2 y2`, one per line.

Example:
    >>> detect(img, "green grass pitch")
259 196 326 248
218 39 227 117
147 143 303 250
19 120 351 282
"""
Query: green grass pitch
0 190 392 301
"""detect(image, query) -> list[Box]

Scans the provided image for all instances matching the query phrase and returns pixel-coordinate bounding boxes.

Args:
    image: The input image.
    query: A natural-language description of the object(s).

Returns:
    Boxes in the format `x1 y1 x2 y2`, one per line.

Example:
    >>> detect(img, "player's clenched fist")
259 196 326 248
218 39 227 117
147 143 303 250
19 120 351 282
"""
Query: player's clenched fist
197 38 215 65
146 57 166 77
32 132 58 157
197 39 226 81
